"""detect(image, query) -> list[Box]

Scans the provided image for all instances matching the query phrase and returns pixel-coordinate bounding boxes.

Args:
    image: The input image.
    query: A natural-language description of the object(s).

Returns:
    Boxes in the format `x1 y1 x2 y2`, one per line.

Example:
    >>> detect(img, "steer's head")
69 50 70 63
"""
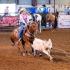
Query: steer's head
44 39 52 49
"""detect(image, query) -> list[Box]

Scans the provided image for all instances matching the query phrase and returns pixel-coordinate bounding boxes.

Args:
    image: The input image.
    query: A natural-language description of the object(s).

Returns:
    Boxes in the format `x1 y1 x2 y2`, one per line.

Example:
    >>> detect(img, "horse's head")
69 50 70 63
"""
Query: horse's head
29 21 37 33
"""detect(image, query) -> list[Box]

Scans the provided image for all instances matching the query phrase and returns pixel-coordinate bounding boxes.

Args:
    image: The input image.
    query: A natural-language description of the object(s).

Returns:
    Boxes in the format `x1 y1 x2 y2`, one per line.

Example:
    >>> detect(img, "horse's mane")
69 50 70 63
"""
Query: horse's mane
23 22 37 44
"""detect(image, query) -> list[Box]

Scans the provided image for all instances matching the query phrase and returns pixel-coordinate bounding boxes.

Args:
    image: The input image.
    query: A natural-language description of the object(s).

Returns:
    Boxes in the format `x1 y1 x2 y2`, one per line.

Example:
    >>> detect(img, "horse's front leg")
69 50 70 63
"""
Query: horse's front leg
37 21 41 33
51 21 55 29
16 40 25 56
39 21 41 33
25 42 32 55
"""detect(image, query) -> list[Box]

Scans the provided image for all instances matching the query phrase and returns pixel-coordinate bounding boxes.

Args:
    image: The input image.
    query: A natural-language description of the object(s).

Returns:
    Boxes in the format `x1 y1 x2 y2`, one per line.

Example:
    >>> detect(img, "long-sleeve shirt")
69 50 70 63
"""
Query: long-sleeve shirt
19 13 27 27
19 14 26 23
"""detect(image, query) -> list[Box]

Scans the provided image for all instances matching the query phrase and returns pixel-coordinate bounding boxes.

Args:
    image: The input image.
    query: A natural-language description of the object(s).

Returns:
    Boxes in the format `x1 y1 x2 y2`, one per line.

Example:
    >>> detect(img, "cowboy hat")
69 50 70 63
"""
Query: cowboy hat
19 8 27 13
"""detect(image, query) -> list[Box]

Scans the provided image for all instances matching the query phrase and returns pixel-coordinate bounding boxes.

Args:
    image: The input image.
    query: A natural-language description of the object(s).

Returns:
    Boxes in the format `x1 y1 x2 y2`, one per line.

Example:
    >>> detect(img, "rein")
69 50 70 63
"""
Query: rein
25 30 34 38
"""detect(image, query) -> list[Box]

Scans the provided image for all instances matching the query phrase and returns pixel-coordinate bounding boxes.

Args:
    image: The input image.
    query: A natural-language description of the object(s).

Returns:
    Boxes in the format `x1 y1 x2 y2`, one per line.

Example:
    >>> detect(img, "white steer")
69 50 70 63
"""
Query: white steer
32 38 53 61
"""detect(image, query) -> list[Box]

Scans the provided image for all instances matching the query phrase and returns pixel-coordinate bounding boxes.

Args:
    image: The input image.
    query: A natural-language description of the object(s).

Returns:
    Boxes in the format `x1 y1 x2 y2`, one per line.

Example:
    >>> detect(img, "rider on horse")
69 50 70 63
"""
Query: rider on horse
18 8 29 39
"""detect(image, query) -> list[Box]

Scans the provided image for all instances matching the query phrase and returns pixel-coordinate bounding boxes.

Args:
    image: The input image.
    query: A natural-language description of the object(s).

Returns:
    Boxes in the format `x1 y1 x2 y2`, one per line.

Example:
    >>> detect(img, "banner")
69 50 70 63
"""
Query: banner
58 15 70 28
0 16 18 26
26 7 49 14
26 7 36 14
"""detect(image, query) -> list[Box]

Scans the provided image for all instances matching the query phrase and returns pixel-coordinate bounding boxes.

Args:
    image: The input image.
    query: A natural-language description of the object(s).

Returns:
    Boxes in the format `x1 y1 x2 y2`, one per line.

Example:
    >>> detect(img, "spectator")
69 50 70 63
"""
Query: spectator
41 4 47 28
64 6 70 15
18 7 22 14
67 7 70 15
4 6 9 16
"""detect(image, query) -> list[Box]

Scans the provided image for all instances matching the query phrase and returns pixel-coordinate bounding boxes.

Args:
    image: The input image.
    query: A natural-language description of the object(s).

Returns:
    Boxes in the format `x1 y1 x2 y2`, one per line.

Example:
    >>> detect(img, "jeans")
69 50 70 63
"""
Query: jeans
18 22 26 39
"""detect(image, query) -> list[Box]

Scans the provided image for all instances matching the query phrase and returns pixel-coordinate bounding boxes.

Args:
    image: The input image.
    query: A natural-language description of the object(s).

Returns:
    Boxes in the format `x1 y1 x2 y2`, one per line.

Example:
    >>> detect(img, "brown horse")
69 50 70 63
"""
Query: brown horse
10 21 37 56
46 13 57 29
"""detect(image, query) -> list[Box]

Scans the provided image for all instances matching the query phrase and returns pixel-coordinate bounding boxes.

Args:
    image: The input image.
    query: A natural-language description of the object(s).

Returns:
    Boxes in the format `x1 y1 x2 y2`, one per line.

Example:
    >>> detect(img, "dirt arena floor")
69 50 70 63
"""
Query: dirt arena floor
0 29 70 70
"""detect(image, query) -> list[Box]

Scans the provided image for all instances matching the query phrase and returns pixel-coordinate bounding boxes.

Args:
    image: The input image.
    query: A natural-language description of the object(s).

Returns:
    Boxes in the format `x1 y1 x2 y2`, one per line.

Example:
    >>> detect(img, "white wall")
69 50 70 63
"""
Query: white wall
0 4 16 16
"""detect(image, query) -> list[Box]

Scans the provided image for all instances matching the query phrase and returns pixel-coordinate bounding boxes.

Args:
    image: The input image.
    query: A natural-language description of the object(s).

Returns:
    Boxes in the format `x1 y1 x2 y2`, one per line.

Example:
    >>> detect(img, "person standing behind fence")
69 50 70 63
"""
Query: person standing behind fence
66 7 70 15
4 6 9 16
18 8 28 39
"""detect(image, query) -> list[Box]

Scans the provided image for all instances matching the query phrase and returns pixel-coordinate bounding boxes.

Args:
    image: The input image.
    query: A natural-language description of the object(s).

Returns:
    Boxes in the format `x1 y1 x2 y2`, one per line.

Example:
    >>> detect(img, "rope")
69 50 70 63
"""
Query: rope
52 47 70 58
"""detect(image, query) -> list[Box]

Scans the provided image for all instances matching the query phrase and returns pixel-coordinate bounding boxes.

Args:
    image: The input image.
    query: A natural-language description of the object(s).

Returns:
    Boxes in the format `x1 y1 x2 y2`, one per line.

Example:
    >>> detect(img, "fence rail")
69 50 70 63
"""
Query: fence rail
0 26 17 32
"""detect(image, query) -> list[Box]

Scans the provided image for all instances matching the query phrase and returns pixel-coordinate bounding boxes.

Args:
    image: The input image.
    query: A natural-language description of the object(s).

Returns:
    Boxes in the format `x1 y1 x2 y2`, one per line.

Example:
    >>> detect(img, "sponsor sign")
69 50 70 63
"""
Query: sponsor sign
58 15 70 28
0 16 18 26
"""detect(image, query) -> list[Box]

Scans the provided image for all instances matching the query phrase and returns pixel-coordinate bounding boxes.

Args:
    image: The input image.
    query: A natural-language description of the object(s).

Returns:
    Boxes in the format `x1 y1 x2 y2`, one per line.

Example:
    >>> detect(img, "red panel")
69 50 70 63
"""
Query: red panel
0 16 19 26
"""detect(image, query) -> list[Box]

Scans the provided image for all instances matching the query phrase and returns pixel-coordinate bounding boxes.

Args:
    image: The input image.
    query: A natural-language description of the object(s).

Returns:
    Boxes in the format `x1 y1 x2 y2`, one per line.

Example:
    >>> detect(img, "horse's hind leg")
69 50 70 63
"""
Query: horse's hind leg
43 50 53 61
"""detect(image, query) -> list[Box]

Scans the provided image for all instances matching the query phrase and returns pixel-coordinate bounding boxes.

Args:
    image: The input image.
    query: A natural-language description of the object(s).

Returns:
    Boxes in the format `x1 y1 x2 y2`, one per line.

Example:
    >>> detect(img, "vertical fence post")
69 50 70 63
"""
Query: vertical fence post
54 0 55 13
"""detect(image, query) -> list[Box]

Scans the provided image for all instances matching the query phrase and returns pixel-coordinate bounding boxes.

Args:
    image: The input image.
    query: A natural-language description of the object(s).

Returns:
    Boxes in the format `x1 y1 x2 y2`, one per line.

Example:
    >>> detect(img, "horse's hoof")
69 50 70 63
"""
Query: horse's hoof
27 53 31 56
11 43 14 46
33 54 36 57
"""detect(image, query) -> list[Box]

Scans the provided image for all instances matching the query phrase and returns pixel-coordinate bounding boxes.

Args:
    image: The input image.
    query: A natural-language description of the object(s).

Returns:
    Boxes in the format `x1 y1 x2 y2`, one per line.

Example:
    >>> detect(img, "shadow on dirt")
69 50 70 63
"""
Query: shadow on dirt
51 51 70 63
